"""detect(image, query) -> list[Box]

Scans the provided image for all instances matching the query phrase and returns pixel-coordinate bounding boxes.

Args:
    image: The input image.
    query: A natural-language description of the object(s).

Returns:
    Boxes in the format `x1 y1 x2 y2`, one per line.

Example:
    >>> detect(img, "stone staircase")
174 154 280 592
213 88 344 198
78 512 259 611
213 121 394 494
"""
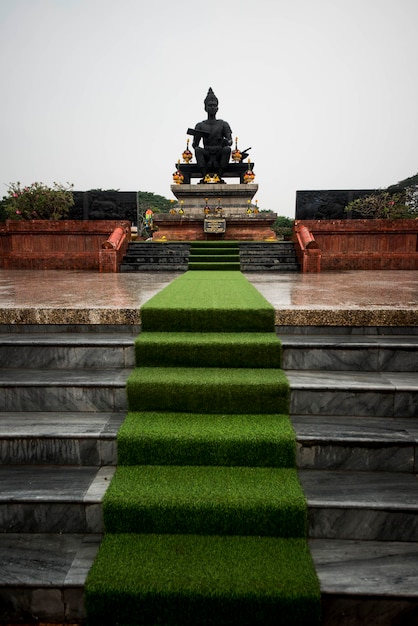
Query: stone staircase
281 326 418 625
0 324 417 624
119 241 299 272
0 325 136 623
120 242 190 272
239 241 299 271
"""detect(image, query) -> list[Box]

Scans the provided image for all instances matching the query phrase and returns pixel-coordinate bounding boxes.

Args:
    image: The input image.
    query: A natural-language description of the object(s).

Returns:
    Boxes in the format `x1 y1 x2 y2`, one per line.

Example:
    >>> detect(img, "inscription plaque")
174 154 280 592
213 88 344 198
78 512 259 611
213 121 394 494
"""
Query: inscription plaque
204 218 226 234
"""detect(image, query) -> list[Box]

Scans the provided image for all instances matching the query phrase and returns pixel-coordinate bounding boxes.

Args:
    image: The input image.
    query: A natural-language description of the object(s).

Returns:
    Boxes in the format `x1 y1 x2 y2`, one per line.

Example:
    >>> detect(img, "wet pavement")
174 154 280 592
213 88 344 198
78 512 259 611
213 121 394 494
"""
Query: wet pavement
0 269 416 326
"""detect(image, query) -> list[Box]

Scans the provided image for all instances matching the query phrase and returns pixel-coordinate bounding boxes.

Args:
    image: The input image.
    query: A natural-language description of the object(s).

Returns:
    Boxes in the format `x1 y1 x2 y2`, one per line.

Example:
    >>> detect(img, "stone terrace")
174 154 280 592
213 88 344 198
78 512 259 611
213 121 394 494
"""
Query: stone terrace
0 268 417 625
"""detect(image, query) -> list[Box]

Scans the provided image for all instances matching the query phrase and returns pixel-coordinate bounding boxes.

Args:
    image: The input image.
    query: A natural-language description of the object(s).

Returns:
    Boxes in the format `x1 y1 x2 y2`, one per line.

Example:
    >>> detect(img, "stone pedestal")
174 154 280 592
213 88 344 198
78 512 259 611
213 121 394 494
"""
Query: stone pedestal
158 181 276 241
153 214 277 242
170 183 258 217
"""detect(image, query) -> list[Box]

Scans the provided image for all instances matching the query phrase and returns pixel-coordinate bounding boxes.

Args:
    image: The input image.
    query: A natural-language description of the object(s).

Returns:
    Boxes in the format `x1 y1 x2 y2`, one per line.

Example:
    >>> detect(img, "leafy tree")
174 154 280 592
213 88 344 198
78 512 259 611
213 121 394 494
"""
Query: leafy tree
387 172 418 192
271 215 294 238
345 191 412 219
136 191 173 214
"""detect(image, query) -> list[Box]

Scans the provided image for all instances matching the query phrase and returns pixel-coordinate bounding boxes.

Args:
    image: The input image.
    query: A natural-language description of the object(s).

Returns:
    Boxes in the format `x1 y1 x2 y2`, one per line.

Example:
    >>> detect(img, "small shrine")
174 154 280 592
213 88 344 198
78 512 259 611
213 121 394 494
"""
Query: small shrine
153 88 277 241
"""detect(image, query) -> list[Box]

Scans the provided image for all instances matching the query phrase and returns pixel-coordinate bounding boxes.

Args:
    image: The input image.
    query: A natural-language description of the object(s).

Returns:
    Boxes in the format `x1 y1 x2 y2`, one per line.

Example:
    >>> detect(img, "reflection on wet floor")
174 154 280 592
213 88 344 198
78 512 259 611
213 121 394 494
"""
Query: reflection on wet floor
0 269 416 311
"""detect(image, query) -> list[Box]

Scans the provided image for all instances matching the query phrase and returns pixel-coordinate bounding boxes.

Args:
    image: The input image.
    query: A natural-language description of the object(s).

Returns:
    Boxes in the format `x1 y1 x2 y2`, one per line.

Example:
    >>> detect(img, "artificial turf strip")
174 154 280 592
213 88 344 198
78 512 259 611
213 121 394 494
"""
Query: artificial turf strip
85 266 321 625
85 534 321 626
140 271 275 332
189 255 239 262
117 411 296 467
103 465 307 536
189 250 239 257
188 261 241 271
134 331 282 368
190 240 241 247
126 367 290 415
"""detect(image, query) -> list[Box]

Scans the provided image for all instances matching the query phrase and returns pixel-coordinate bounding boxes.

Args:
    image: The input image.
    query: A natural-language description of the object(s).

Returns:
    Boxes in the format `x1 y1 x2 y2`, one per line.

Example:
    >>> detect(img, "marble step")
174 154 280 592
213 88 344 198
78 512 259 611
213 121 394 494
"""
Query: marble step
287 369 418 417
241 263 299 272
300 469 418 541
120 262 188 272
1 332 415 371
0 332 136 369
310 538 418 626
0 465 114 533
0 533 102 623
293 415 418 472
0 411 124 465
281 334 418 371
1 534 417 624
0 368 131 411
276 325 418 336
2 411 416 473
1 463 416 540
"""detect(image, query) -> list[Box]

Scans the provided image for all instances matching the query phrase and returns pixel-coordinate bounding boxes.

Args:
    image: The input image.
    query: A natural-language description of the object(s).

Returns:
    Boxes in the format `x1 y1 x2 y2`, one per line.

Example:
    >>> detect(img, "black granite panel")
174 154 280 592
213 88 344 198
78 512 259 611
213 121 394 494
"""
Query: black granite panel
295 189 377 220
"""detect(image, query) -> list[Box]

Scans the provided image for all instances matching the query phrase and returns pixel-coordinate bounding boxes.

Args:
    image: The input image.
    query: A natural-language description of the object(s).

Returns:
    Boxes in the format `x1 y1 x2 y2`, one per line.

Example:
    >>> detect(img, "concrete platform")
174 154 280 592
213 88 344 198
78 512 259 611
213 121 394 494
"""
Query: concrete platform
0 269 416 326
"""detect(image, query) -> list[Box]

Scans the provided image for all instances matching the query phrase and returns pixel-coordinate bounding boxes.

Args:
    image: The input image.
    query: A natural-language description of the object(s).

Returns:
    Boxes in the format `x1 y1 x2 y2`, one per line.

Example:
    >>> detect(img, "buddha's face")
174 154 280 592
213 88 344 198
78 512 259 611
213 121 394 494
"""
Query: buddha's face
205 98 218 115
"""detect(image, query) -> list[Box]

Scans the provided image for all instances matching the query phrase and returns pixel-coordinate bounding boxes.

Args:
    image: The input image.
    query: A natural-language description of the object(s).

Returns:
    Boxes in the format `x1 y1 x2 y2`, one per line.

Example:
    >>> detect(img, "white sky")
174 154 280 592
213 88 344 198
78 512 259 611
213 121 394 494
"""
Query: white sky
1 0 417 218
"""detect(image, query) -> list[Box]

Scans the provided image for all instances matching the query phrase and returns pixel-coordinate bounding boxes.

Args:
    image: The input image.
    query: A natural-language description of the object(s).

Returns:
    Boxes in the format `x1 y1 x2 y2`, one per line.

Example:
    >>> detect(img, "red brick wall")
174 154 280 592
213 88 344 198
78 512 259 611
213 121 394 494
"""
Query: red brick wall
294 219 418 270
0 220 131 271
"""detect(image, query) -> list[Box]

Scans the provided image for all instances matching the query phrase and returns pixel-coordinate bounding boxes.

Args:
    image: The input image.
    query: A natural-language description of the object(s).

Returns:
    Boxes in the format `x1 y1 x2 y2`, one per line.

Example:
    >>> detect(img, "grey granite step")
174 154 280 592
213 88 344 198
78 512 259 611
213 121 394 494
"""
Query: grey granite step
0 324 415 625
0 368 131 411
310 538 418 626
0 465 114 533
0 332 136 369
1 534 417 624
277 325 418 336
287 369 418 417
293 415 418 472
300 469 418 541
0 533 101 622
281 334 418 371
0 411 124 465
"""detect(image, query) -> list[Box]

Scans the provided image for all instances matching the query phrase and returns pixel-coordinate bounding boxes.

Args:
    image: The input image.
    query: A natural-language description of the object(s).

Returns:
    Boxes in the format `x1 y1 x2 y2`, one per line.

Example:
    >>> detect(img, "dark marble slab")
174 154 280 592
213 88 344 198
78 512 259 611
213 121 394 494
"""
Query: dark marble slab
0 533 101 621
281 334 418 371
0 332 136 369
0 466 114 532
300 469 418 540
293 415 417 472
288 369 418 417
310 538 418 597
0 412 124 465
0 369 130 412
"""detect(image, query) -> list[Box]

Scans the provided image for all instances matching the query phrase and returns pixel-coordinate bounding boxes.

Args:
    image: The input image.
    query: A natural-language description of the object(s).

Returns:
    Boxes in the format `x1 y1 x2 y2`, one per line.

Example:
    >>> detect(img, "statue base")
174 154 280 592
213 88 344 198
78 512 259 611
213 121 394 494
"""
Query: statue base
170 183 259 217
153 214 277 242
159 183 276 241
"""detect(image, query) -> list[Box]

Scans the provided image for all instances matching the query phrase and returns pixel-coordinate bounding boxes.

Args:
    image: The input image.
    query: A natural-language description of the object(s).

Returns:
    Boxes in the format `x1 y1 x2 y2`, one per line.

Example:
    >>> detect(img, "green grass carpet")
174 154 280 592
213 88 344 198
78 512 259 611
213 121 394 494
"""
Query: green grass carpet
189 255 239 262
85 270 321 625
190 241 241 248
103 465 306 536
188 261 241 270
135 332 282 368
140 271 275 331
117 411 295 467
127 366 290 414
85 534 321 626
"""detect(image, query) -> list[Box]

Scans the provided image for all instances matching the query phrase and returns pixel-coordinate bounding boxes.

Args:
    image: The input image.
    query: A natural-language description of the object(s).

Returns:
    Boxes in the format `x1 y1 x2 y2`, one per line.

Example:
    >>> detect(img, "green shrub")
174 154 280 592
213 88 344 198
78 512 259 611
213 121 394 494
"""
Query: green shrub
345 191 412 219
2 181 74 220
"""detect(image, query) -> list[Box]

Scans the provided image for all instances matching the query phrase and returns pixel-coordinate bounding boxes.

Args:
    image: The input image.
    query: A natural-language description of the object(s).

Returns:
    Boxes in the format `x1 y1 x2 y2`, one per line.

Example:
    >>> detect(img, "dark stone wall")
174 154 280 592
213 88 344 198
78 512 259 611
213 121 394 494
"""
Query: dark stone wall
71 189 384 222
295 190 377 220
69 191 138 223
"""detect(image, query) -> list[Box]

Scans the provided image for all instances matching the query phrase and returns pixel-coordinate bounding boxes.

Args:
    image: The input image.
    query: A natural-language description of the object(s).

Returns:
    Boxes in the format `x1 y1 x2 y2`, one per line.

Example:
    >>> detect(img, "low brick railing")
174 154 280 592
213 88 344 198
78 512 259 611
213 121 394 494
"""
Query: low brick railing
293 219 418 271
0 220 131 271
292 223 321 272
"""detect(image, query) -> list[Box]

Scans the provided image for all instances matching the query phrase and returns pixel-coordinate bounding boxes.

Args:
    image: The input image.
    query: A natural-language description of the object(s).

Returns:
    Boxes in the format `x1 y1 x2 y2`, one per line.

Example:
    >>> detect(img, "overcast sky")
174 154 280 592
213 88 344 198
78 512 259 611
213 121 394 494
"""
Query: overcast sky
1 0 417 218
